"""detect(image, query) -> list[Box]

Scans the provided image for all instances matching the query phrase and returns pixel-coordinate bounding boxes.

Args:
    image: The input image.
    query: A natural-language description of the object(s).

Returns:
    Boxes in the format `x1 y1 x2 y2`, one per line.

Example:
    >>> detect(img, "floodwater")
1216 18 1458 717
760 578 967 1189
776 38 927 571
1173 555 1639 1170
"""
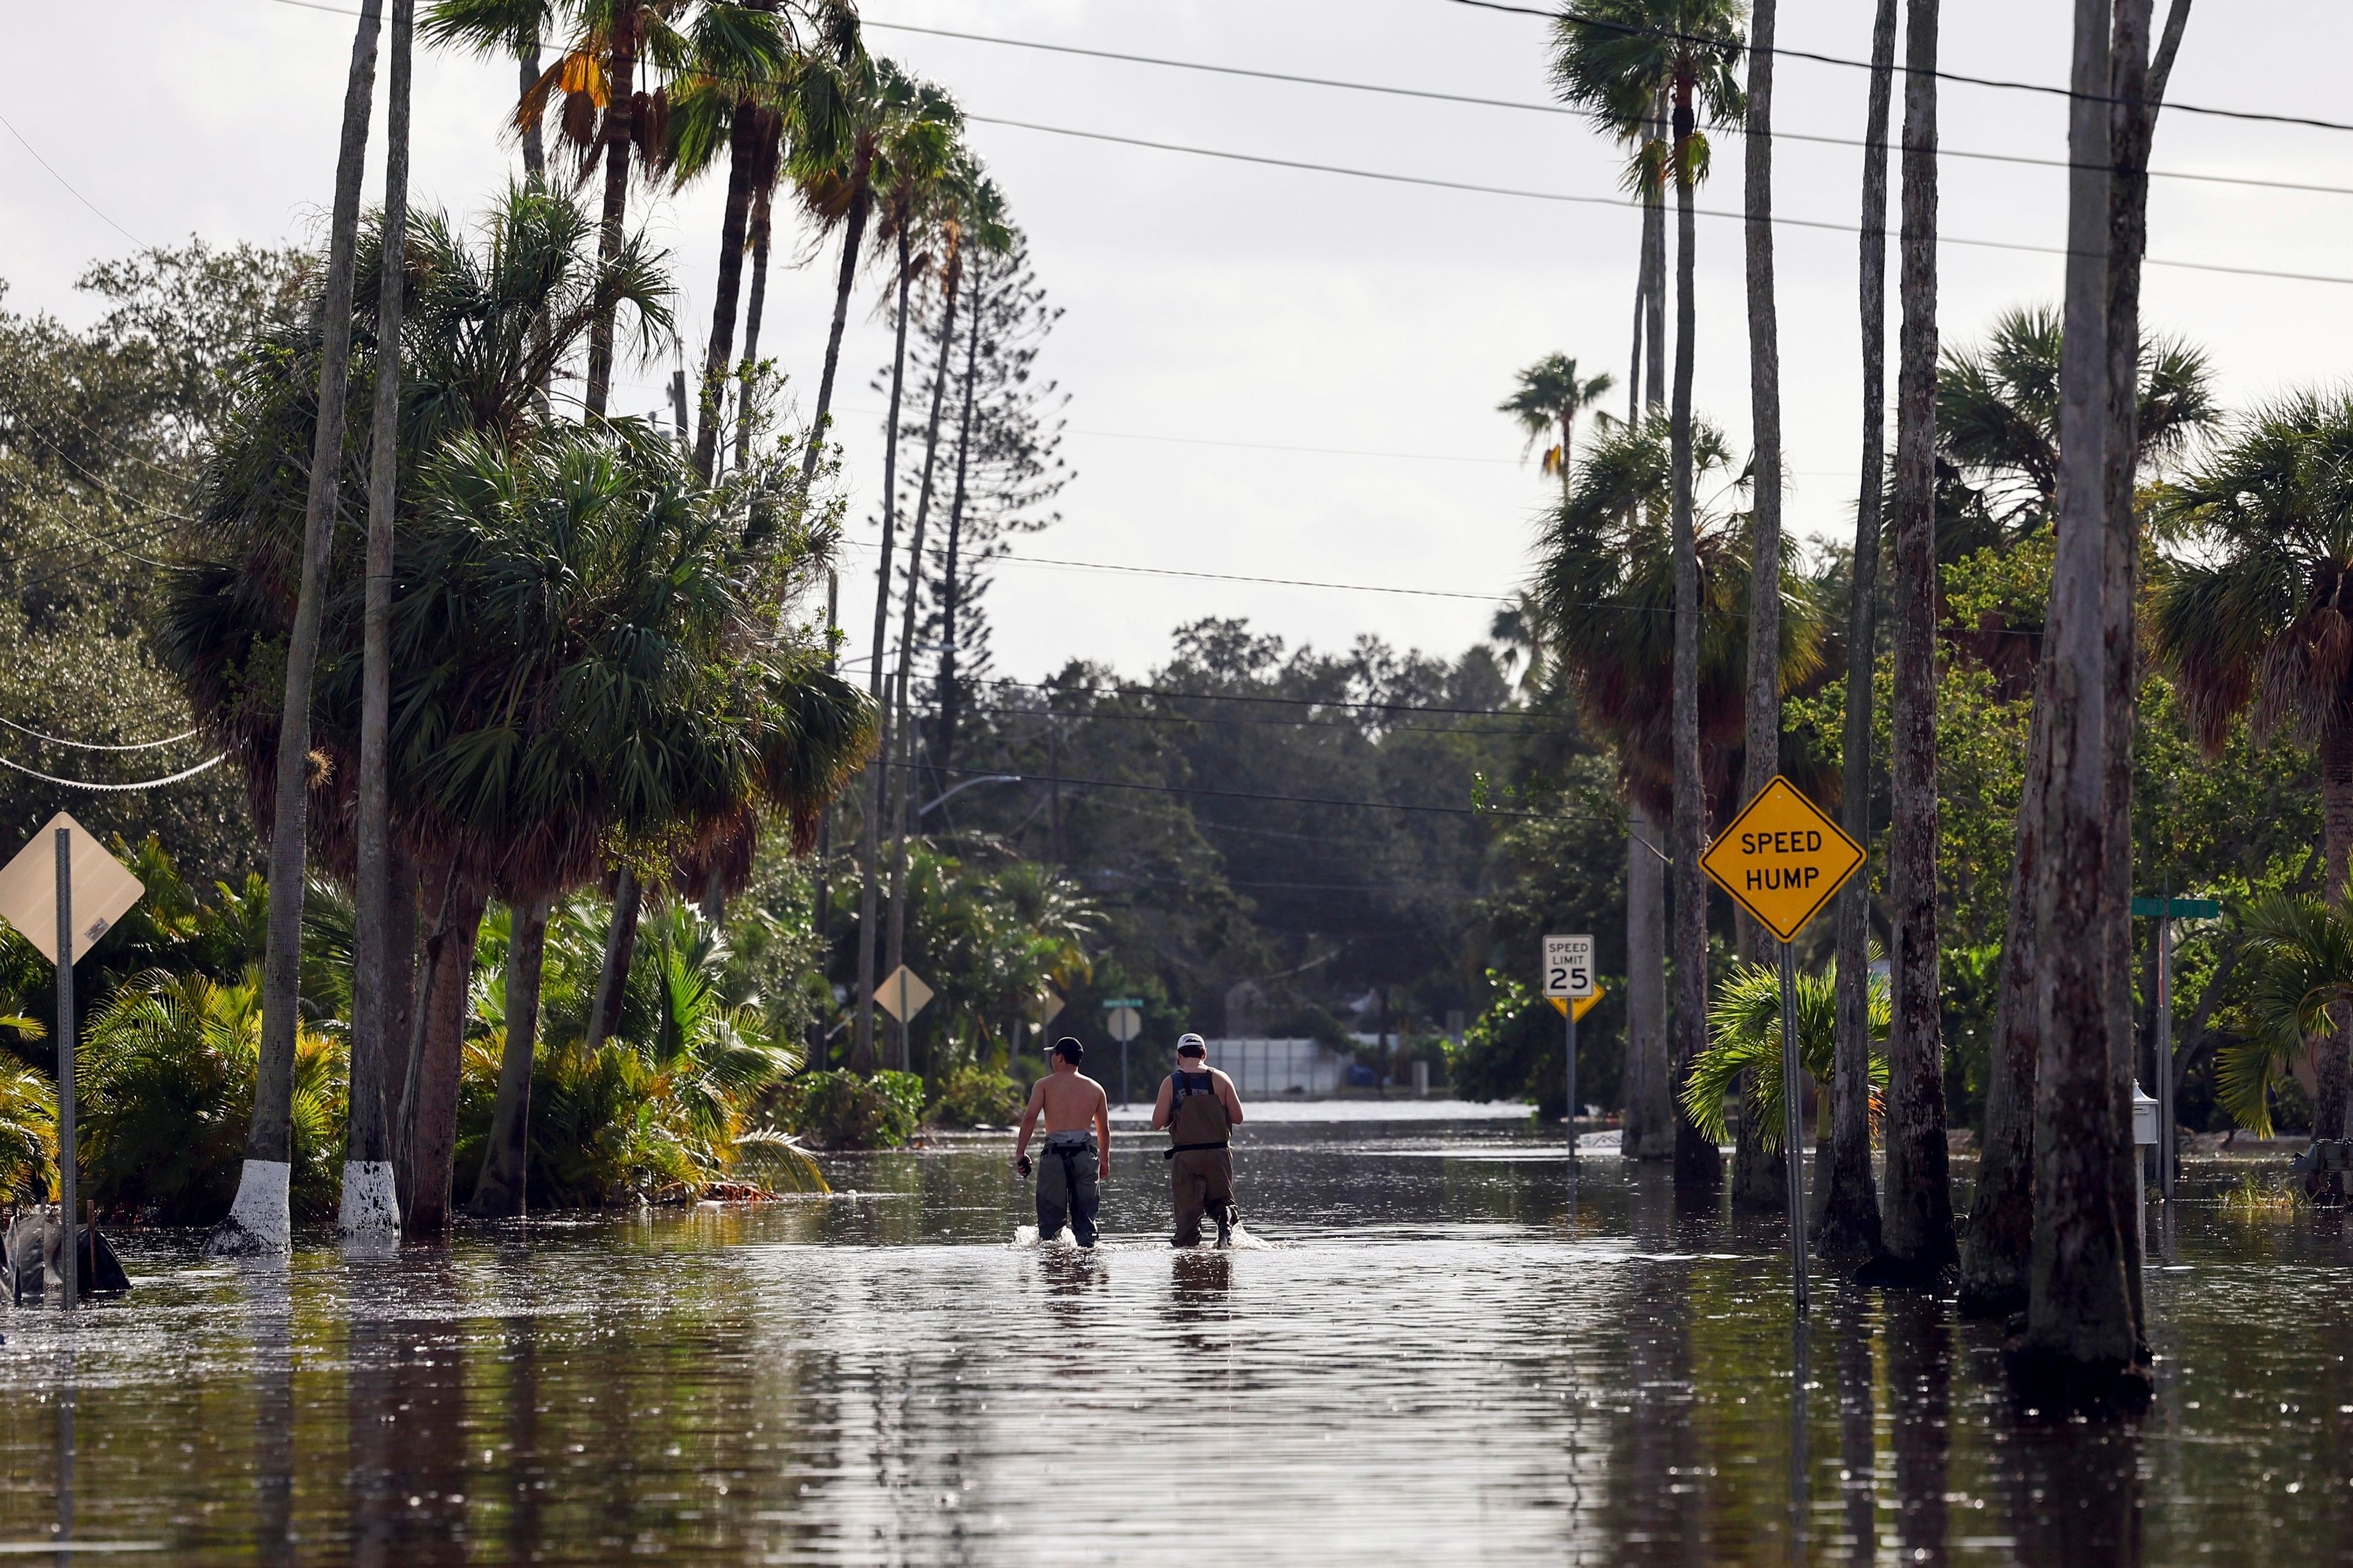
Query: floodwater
1 1116 2349 1565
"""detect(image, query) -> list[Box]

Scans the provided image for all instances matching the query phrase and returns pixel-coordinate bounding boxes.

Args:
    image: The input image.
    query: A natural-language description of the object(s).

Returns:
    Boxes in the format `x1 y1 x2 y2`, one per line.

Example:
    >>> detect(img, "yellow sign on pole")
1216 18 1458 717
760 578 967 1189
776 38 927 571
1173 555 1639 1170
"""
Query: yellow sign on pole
1699 776 1864 944
1547 986 1604 1023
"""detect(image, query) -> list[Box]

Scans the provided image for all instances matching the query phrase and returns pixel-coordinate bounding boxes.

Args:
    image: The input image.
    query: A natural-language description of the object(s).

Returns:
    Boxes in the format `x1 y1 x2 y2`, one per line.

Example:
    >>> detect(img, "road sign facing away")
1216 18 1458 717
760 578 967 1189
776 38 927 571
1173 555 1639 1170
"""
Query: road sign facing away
1543 934 1596 999
1107 1007 1142 1043
875 965 934 1023
1041 991 1066 1026
0 813 143 966
1700 777 1865 944
1547 984 1604 1023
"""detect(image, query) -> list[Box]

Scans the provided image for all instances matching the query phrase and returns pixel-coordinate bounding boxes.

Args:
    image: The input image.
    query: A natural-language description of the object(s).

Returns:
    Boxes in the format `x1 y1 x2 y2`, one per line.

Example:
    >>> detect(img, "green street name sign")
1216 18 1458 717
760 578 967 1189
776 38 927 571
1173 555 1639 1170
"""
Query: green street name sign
1101 997 1145 1009
2131 896 2221 920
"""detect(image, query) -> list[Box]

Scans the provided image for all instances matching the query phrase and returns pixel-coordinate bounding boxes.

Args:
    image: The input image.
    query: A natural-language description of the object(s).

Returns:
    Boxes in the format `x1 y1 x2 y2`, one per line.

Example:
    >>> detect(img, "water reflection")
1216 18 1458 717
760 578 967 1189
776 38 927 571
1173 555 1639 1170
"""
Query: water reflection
0 1133 2343 1561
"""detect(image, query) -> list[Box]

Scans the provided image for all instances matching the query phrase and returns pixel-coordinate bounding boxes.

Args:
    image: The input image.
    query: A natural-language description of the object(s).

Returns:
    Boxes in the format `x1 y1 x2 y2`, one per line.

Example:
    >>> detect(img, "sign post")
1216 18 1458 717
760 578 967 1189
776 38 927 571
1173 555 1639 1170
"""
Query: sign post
2130 893 2218 1202
1700 778 1866 1314
1103 999 1143 1104
0 814 146 1311
1543 936 1596 1166
874 966 933 1073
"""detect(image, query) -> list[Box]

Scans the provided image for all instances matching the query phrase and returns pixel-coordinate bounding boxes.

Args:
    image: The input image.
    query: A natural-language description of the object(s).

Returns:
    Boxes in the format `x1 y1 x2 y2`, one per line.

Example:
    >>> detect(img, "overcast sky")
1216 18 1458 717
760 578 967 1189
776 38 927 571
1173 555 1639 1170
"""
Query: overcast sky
9 0 2353 687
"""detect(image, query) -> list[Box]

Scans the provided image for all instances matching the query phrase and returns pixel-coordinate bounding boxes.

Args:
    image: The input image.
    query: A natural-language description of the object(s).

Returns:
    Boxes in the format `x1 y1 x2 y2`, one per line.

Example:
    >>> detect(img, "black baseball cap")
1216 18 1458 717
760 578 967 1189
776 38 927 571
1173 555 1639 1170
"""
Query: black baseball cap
1052 1036 1085 1063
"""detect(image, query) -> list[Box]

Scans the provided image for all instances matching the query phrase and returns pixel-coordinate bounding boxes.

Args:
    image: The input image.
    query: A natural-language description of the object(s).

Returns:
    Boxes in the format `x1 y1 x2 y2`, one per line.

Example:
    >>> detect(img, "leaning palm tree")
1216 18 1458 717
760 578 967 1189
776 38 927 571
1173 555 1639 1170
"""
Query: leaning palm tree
214 0 388 1259
1552 0 1745 1190
2153 392 2353 1138
1498 354 1615 507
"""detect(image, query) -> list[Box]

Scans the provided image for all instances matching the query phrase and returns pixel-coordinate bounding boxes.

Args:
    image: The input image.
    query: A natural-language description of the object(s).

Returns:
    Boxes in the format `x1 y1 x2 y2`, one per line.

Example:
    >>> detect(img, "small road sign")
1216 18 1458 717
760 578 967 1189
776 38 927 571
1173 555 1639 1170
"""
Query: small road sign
1699 776 1865 944
1542 934 1596 999
0 813 144 966
2131 896 2220 920
875 966 933 1024
1106 1007 1142 1043
1101 997 1144 1009
1041 991 1066 1026
1547 985 1604 1023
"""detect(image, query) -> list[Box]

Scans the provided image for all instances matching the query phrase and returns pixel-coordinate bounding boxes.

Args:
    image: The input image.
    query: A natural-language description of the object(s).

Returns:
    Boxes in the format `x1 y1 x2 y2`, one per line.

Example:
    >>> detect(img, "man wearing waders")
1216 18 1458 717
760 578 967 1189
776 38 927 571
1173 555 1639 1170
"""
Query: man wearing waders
1152 1034 1245 1247
1013 1037 1111 1248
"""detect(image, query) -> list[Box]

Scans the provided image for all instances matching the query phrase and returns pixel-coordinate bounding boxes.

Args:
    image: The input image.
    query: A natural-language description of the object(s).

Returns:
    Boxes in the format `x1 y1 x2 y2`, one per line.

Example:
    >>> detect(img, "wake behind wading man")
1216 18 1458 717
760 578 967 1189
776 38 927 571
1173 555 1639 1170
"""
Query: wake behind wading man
1013 1037 1112 1248
1152 1034 1245 1247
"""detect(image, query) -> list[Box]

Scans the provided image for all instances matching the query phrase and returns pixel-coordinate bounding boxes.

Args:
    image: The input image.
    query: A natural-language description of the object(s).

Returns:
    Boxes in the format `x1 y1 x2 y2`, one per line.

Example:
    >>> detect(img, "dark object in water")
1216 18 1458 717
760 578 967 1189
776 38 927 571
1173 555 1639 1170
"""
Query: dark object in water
2290 1139 2352 1206
4 1208 131 1305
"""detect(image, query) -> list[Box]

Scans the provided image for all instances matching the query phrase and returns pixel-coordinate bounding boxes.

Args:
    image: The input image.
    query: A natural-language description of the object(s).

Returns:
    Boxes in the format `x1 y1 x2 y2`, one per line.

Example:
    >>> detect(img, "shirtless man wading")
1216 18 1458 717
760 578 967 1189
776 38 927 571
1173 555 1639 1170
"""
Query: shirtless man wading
1152 1033 1245 1247
1013 1037 1112 1248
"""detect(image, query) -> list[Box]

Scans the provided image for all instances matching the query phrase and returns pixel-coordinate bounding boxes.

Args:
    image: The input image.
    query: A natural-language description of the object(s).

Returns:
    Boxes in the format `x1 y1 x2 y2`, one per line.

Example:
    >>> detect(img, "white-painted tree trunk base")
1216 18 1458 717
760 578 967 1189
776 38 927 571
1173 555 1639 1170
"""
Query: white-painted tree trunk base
336 1160 401 1248
207 1159 292 1256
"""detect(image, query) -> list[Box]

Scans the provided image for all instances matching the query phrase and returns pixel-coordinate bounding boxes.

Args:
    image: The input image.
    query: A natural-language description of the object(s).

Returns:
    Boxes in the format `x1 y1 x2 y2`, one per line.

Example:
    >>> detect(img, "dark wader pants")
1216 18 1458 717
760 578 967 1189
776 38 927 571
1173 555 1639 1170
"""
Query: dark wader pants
1170 1148 1235 1247
1037 1132 1100 1246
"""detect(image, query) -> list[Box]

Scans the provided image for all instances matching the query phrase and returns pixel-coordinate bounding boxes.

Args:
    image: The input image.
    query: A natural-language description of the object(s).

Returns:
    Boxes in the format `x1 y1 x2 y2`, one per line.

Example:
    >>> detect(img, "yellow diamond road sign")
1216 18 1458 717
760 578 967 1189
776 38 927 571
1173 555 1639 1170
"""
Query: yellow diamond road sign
1699 776 1864 944
1547 984 1604 1024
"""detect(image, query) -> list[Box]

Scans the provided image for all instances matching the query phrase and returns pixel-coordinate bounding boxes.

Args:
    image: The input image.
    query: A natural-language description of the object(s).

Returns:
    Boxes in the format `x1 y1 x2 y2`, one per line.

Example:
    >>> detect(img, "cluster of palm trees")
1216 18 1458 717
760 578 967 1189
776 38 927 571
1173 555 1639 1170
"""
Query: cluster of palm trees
184 0 1024 1251
1518 0 2203 1406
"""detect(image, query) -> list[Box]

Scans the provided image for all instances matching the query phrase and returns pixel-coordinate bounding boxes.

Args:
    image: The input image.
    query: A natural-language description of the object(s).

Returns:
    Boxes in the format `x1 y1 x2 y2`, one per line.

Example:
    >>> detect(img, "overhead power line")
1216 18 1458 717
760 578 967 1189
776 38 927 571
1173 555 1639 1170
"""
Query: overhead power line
871 18 2353 203
0 111 148 248
967 115 2353 290
0 718 201 752
1446 0 2353 138
0 752 228 792
898 760 1587 825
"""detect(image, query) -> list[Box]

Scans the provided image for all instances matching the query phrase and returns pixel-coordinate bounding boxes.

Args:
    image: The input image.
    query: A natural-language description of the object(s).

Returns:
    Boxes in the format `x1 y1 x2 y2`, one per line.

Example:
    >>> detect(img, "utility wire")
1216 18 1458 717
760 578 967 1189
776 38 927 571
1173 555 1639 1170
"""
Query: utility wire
898 760 1589 825
968 115 2353 290
0 752 228 792
0 718 200 752
871 18 2353 203
0 110 148 248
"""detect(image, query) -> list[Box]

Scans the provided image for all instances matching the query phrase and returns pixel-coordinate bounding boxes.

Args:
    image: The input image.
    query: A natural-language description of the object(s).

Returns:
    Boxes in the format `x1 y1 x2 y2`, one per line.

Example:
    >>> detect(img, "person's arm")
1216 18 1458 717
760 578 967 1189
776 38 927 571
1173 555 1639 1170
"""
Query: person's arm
1150 1075 1175 1130
1095 1085 1112 1180
1014 1080 1044 1167
1218 1069 1245 1126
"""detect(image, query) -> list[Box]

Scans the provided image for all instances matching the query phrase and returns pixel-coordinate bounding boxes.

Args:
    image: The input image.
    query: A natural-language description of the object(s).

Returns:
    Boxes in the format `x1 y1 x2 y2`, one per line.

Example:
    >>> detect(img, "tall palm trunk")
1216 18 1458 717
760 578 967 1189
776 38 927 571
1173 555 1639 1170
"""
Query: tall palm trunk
214 0 385 1259
1874 0 1956 1278
932 258 988 798
2015 0 2140 1403
1730 0 1789 1214
582 0 641 419
692 108 762 481
471 896 550 1218
1667 91 1719 1192
1623 801 1672 1159
2320 726 2353 1137
518 37 544 180
379 846 419 1131
735 182 775 473
403 884 490 1235
800 173 873 487
1624 95 1672 1165
1822 0 1899 1265
853 228 917 1075
343 0 412 1247
585 870 640 1052
884 262 965 1069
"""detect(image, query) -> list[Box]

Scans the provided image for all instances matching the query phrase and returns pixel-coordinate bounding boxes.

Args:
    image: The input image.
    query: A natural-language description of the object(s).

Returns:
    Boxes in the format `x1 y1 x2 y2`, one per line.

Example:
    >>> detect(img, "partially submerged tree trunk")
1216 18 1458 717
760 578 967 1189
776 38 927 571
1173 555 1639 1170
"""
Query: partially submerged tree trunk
1871 0 1957 1282
343 0 412 1248
215 0 385 1260
470 897 550 1219
1822 0 1900 1266
1623 802 1673 1160
1730 0 1789 1216
2014 0 2143 1409
404 883 490 1236
1667 94 1720 1194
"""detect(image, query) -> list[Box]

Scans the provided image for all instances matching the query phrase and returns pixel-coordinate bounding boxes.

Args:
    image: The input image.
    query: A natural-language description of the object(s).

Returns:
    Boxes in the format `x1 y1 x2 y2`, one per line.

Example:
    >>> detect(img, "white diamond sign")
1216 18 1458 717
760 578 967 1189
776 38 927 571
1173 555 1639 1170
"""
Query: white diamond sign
875 965 934 1023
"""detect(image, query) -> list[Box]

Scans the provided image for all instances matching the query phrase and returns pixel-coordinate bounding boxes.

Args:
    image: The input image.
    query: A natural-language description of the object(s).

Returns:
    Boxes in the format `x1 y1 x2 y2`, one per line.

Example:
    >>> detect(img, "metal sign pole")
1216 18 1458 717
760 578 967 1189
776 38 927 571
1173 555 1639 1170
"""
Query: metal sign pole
1565 1000 1578 1170
1778 939 1806 1314
55 828 76 1314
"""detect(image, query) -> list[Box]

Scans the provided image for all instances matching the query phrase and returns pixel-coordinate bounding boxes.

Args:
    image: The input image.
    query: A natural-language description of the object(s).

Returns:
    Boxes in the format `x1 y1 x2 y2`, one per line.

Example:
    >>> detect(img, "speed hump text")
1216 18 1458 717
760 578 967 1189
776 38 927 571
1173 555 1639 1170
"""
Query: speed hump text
1698 776 1865 944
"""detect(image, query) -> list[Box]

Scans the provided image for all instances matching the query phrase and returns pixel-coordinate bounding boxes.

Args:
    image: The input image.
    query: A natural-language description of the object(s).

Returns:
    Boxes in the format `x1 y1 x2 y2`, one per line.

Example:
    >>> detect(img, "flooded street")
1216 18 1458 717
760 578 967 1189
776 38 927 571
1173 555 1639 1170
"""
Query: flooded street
2 1116 2350 1564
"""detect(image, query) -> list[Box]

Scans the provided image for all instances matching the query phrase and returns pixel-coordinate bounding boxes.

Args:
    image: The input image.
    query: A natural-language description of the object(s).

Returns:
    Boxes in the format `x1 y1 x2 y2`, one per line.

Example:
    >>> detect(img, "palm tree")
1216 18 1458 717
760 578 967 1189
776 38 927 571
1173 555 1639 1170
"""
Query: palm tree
1498 354 1615 507
1683 958 1887 1156
1873 0 1956 1282
1822 0 1898 1267
849 72 960 1076
2011 0 2139 1403
424 0 692 417
2215 894 2353 1142
346 0 416 1246
213 0 387 1259
1552 0 1745 1191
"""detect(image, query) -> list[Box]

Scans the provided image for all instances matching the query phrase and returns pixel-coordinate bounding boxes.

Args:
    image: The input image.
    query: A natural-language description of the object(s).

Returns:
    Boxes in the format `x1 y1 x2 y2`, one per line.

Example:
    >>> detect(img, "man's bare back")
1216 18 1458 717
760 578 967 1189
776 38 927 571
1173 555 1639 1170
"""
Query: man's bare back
1031 1069 1108 1135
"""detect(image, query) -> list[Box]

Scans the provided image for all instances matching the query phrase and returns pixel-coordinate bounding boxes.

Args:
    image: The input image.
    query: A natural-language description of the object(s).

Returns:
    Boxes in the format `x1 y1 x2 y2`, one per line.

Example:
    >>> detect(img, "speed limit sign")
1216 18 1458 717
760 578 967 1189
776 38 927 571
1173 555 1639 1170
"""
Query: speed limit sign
1543 934 1596 999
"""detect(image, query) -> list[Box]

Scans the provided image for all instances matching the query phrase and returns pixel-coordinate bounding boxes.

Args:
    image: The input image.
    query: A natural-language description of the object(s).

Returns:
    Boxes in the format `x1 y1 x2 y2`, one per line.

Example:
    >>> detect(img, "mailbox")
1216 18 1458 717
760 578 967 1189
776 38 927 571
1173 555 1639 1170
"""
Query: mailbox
2131 1082 2159 1148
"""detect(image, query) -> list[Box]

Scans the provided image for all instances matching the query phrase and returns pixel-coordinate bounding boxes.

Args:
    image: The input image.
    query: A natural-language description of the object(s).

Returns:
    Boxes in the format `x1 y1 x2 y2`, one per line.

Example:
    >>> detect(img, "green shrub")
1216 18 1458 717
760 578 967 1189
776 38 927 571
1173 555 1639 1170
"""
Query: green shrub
928 1066 1024 1127
779 1069 925 1148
